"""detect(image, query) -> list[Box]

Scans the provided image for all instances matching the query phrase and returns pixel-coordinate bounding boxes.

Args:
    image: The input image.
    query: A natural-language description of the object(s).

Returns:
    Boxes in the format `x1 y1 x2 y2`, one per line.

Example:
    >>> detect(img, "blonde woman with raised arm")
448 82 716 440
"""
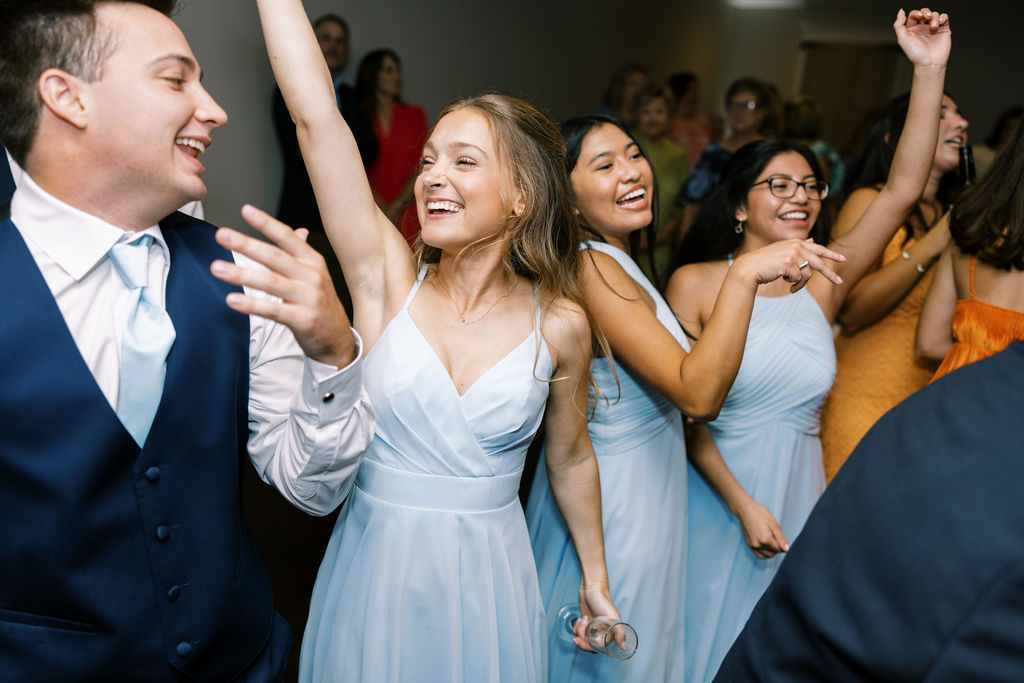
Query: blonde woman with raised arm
254 1 620 680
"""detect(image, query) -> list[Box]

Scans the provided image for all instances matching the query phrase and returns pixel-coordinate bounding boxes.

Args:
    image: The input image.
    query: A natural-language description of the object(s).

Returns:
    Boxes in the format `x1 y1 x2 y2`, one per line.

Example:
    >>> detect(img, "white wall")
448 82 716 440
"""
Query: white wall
172 0 1024 228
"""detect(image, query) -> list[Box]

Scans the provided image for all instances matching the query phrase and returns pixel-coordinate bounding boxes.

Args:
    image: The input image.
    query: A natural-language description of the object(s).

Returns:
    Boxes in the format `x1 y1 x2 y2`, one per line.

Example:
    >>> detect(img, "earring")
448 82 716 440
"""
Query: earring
734 220 745 234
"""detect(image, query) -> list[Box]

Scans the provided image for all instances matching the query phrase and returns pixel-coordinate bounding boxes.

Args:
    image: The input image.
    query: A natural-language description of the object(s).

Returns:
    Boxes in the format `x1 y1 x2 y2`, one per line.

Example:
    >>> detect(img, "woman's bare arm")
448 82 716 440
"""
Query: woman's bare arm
541 302 619 646
838 203 950 334
915 244 958 360
255 0 415 343
814 9 950 322
588 238 842 420
686 423 789 559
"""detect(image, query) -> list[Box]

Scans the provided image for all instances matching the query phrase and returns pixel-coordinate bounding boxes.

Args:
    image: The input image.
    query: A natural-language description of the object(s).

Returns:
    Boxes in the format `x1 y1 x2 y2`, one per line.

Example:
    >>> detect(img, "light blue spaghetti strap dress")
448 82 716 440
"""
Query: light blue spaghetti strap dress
300 267 551 683
526 240 690 682
685 285 835 683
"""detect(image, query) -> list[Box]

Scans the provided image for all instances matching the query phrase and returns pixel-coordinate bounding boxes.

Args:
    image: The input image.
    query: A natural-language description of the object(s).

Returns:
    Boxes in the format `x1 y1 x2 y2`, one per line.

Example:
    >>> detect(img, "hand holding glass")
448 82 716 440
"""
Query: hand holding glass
557 604 638 660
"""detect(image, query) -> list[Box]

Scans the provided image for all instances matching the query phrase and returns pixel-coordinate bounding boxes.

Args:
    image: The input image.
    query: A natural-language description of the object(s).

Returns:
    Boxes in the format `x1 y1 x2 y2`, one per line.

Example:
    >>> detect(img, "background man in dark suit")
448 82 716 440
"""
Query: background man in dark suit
715 342 1024 682
0 1 374 680
1 150 15 205
273 12 378 314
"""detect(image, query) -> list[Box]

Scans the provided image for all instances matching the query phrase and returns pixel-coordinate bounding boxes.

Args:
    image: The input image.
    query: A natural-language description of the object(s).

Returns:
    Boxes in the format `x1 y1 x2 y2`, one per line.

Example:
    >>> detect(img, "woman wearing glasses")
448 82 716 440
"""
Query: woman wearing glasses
525 115 842 683
672 77 777 242
665 9 951 681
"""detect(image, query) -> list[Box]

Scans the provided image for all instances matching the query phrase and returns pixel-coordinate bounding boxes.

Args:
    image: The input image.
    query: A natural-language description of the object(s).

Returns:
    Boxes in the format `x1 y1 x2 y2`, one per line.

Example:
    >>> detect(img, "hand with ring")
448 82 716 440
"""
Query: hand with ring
734 238 845 293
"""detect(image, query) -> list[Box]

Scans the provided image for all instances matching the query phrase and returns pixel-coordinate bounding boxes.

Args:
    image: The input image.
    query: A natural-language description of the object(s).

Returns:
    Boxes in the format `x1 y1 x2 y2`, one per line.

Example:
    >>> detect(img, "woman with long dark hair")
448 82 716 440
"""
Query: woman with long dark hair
665 10 951 681
917 116 1024 378
819 89 968 479
526 115 840 683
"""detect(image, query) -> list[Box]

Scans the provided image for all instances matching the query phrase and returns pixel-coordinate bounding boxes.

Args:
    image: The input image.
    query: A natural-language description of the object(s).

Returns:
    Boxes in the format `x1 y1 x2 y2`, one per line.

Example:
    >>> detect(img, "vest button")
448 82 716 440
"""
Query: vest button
156 525 170 541
145 467 161 482
176 641 192 657
167 585 181 601
322 392 335 403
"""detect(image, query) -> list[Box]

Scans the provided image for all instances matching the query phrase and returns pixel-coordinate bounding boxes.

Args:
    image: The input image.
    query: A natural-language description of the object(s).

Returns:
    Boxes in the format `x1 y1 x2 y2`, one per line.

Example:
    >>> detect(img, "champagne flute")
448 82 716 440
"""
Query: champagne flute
556 603 638 660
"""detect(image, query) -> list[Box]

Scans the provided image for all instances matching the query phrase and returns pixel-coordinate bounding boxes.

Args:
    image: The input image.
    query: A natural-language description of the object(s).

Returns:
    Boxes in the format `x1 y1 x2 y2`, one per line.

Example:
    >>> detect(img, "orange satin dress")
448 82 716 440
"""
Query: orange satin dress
931 257 1024 381
819 229 939 481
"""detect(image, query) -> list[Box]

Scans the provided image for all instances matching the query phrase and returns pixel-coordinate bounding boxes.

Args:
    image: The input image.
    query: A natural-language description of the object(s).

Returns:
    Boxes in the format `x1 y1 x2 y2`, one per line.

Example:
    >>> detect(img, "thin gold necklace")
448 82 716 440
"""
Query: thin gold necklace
434 275 519 325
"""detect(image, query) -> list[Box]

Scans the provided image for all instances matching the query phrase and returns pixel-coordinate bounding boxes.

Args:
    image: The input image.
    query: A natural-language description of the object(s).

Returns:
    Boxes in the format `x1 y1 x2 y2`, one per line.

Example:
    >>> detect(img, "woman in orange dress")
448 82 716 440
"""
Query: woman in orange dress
917 118 1024 380
819 93 968 481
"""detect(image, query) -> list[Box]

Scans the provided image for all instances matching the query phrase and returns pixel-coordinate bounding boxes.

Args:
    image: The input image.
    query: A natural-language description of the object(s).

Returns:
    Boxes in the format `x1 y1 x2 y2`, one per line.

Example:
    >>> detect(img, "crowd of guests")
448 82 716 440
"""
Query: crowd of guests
261 4 1024 681
4 1 1024 682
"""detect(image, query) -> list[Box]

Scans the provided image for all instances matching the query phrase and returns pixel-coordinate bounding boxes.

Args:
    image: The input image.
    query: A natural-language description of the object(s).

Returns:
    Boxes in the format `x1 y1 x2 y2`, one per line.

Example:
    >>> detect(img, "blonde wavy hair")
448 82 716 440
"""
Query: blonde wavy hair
414 93 611 414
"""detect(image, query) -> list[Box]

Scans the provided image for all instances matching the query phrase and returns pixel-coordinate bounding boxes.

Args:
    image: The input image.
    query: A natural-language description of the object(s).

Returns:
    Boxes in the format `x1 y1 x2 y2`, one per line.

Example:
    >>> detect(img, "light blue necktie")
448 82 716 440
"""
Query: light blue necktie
108 234 176 446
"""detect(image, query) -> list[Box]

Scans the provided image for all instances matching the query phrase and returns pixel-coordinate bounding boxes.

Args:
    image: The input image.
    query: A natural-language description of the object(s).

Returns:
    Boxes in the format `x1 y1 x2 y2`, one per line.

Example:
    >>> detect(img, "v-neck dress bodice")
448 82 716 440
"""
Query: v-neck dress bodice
300 267 553 682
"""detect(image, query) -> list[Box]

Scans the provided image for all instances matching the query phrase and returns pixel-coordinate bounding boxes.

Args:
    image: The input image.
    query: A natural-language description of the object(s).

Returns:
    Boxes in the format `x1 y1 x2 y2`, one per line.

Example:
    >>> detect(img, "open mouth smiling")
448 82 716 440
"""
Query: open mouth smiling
427 200 464 216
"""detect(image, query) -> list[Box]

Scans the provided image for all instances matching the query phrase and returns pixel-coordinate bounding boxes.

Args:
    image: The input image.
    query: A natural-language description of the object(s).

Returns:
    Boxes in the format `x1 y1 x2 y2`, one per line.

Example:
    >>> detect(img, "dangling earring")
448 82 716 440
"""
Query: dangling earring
734 220 745 234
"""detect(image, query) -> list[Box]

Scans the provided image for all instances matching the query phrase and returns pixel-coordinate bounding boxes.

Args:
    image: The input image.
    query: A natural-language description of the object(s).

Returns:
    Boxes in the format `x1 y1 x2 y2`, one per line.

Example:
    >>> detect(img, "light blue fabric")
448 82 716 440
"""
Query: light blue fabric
109 234 175 446
527 241 690 682
685 288 835 683
300 267 551 683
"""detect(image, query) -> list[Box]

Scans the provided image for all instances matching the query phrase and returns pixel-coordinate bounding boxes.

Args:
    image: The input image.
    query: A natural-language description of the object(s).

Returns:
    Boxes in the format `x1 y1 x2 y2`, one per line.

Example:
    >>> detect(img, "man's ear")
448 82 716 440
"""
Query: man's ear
37 68 90 131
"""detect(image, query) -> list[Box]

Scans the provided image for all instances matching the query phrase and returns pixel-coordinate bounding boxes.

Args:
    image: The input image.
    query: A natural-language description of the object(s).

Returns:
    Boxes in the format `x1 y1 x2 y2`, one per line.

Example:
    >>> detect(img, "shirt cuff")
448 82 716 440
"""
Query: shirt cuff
300 328 365 420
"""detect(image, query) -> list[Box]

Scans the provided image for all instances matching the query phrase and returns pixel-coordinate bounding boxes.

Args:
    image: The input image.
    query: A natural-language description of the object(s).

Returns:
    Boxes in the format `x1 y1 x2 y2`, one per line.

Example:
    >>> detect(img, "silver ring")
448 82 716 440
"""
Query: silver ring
798 260 809 270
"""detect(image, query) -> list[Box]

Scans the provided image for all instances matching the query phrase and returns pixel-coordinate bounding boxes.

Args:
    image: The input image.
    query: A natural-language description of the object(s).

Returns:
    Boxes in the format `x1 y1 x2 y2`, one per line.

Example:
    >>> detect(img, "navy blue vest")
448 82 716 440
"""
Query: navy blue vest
0 212 275 681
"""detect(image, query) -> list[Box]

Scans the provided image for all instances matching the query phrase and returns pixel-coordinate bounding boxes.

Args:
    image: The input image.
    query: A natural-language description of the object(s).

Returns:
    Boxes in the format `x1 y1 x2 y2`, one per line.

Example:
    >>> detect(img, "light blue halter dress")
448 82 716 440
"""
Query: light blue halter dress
300 267 551 682
685 280 835 683
526 241 690 682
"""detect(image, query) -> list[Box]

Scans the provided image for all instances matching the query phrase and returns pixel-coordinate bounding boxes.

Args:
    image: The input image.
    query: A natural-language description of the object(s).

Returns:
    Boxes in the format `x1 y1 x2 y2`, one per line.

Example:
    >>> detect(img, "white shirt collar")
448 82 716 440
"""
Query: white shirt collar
10 172 166 281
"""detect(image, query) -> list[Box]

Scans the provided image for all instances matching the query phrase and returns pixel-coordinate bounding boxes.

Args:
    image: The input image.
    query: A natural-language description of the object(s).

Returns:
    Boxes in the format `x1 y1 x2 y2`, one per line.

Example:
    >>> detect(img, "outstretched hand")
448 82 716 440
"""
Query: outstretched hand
735 238 846 293
894 7 951 68
211 204 356 369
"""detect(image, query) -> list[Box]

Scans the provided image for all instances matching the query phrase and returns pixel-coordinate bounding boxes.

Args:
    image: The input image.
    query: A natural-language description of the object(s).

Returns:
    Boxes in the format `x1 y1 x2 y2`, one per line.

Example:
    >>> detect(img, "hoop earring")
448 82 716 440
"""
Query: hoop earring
734 220 745 234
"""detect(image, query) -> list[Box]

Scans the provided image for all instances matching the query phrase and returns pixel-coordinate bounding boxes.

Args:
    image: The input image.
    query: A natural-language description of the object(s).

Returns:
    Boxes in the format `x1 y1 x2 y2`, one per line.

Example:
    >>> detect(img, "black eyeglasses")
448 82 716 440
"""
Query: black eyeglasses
749 177 830 201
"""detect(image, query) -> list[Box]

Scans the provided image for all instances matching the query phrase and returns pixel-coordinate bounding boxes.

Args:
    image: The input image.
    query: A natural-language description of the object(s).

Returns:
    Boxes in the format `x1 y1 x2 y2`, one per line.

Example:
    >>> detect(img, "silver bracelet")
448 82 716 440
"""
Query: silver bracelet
902 250 927 274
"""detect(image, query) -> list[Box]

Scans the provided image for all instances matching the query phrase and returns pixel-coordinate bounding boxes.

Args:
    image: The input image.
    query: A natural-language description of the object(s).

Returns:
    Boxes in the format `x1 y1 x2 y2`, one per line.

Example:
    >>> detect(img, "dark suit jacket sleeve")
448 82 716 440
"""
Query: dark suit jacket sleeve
272 88 301 163
924 561 1024 682
272 86 378 168
337 85 379 167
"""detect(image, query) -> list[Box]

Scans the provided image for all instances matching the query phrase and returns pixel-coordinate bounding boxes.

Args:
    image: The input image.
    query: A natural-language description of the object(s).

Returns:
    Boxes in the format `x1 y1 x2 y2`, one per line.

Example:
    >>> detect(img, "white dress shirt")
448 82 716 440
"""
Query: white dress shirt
9 173 374 515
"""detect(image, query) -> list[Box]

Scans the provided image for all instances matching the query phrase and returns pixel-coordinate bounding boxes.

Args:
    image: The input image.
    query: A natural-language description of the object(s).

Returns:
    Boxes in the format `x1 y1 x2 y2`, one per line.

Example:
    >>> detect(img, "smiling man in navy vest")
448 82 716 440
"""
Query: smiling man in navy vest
0 1 375 681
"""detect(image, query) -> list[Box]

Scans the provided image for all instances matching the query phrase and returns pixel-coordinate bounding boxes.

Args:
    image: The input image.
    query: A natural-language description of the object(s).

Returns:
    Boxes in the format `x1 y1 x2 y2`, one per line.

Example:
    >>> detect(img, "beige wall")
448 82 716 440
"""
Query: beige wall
173 0 1024 228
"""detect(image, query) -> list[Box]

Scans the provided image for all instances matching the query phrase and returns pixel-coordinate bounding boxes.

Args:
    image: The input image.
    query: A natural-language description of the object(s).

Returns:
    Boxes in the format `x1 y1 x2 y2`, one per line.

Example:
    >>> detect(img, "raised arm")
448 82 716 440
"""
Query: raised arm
255 0 415 341
541 302 620 647
915 243 957 360
588 239 843 421
816 8 950 321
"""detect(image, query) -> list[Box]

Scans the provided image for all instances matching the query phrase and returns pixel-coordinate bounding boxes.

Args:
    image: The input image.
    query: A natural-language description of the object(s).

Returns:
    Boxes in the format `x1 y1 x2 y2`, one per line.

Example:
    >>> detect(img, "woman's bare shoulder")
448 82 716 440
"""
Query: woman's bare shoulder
667 260 730 304
539 296 591 368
